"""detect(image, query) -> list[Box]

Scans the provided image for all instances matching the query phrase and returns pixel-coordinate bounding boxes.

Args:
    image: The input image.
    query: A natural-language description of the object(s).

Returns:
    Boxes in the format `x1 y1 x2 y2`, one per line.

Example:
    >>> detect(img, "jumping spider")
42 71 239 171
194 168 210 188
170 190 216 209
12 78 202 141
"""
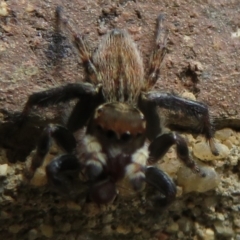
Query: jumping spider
21 7 218 206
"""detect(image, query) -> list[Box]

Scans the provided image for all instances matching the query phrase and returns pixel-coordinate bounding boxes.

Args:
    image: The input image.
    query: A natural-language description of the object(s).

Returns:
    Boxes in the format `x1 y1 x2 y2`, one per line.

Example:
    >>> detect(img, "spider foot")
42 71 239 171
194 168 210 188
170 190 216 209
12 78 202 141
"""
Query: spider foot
145 166 176 207
85 159 104 181
46 154 82 195
149 132 202 175
31 124 76 171
209 138 219 156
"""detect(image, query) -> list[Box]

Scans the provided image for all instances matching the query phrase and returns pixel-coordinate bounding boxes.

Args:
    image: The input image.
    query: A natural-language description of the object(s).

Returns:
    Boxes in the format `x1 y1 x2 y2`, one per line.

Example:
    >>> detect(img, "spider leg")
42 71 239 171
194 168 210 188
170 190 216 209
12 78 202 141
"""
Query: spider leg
139 92 218 156
31 124 76 171
22 83 98 116
46 154 82 195
145 166 176 206
148 132 201 174
55 6 101 83
19 83 104 132
147 14 168 88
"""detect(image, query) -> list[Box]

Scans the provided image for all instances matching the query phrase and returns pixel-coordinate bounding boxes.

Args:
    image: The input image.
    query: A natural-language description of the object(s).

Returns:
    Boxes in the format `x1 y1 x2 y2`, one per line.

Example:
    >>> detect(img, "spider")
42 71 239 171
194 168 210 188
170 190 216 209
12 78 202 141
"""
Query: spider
20 7 218 206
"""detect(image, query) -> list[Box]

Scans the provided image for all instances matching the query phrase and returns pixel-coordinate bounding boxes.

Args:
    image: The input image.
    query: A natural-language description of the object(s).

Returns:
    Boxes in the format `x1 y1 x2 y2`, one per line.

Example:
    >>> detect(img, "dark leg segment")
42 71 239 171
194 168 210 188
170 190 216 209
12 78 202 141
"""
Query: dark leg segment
31 124 76 171
18 82 103 134
145 166 176 206
22 83 98 117
46 154 81 194
149 132 200 174
141 92 218 155
66 88 105 132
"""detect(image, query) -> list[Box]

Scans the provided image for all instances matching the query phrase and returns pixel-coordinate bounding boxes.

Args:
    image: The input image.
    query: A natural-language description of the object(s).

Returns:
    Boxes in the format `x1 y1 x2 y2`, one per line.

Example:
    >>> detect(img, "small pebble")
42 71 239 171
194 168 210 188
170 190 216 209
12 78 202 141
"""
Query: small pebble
30 167 47 186
214 221 234 237
193 140 230 161
28 229 38 240
181 90 196 100
102 213 113 224
103 225 112 235
40 224 53 238
67 201 81 211
0 1 8 16
116 225 131 235
61 223 71 233
8 224 23 234
0 164 8 177
215 128 233 141
178 217 193 232
26 4 35 12
166 222 179 233
234 218 240 228
177 163 220 193
236 234 240 240
203 228 215 240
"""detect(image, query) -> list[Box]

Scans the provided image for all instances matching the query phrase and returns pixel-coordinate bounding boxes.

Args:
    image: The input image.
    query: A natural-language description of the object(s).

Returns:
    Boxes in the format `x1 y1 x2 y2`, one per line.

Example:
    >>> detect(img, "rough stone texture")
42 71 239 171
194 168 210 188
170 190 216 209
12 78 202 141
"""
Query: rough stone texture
177 162 220 193
0 0 240 240
193 139 230 161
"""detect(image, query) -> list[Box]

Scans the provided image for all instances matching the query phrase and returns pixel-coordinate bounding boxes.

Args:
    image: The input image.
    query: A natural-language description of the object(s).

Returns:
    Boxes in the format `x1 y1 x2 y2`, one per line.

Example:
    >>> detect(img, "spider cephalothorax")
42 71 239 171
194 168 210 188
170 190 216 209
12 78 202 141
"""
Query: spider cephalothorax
20 7 218 206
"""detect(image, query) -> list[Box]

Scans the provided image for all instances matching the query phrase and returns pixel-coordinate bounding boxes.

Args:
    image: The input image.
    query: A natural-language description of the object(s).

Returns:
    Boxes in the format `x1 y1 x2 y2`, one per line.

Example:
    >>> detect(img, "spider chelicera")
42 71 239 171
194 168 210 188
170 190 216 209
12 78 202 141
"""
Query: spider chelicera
20 7 218 206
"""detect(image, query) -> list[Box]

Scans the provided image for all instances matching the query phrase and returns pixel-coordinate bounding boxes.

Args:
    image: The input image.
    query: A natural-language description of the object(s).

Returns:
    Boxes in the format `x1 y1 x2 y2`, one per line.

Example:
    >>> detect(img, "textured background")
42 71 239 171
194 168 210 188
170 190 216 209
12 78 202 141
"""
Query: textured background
0 0 240 239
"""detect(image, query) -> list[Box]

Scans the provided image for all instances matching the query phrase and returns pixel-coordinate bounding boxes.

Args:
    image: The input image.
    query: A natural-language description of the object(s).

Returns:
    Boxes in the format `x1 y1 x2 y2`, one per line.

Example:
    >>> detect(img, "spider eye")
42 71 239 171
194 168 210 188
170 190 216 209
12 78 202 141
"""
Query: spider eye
121 132 131 142
106 130 116 139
